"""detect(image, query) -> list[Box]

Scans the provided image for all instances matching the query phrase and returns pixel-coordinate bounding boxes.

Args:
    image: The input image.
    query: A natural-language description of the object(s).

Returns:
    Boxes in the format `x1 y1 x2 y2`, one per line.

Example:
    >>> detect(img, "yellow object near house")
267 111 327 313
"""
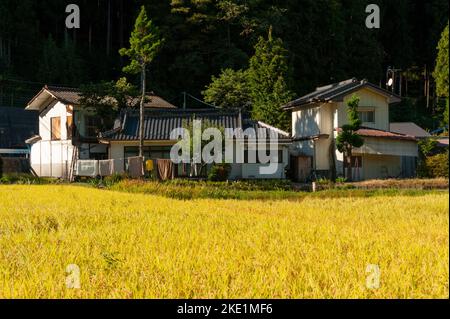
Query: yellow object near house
145 159 154 171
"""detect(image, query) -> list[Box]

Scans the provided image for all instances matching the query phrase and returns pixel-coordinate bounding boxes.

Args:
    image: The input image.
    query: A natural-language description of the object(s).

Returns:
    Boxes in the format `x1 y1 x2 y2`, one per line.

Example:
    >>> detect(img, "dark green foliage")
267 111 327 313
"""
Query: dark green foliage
37 35 85 86
79 78 139 131
119 6 164 75
433 23 449 128
433 23 449 99
0 155 3 178
248 27 294 131
0 0 449 131
417 138 448 178
202 69 251 110
418 139 438 157
418 151 449 178
208 163 231 181
0 173 60 185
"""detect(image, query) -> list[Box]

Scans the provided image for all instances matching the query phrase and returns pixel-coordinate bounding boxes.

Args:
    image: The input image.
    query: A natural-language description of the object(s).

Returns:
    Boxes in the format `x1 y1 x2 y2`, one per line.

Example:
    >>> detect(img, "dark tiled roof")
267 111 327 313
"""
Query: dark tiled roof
27 86 176 109
283 78 401 109
0 107 38 148
101 109 291 141
46 86 81 105
336 127 416 141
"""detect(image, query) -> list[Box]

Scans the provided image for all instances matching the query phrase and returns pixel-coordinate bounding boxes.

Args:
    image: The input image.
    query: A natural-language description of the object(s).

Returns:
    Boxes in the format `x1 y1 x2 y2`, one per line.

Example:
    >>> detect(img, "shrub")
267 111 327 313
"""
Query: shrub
0 155 3 178
336 177 347 183
103 173 124 187
422 151 449 178
207 163 231 181
0 173 55 185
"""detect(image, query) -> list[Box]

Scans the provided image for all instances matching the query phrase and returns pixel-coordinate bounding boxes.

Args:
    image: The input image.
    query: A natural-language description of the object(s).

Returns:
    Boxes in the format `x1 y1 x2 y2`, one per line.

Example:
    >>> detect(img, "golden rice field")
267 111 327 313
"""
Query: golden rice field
0 185 448 299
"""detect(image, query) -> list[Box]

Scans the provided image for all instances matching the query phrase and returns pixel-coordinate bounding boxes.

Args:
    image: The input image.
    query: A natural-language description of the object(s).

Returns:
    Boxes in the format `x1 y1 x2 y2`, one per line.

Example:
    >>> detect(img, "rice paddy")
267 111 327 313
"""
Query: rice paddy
0 185 448 298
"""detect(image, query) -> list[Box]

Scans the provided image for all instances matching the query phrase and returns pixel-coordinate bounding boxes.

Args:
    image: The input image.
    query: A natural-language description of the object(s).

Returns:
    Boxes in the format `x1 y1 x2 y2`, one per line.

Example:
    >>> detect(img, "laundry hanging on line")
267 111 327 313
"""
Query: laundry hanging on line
76 160 99 177
128 156 145 178
99 159 115 177
157 159 174 181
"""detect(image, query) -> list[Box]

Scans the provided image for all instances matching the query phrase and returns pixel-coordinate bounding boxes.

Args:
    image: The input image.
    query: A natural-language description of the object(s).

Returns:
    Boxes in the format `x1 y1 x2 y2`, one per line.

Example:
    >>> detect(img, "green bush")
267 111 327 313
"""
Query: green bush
420 151 449 178
336 177 347 183
0 173 61 185
207 163 231 181
103 173 124 187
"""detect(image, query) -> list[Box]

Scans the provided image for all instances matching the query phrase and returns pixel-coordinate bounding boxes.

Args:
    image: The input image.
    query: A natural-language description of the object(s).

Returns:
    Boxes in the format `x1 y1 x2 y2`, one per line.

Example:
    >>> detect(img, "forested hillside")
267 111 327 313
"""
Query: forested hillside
0 0 448 129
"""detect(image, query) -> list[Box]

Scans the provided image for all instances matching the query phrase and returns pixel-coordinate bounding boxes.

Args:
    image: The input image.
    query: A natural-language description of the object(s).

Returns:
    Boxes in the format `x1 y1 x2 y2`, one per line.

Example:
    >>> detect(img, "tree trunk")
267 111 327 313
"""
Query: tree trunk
139 65 146 158
328 139 337 182
346 149 353 182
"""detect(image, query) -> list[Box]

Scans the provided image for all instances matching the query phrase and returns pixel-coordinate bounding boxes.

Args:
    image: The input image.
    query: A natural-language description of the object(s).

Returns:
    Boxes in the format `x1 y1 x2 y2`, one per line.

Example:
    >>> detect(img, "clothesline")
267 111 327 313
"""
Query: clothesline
75 157 175 178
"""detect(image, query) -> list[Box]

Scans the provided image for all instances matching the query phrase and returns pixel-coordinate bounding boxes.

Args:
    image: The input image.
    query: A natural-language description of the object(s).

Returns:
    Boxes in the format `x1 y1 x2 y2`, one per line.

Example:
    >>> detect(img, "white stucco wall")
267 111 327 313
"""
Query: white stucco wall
30 101 75 178
337 88 390 131
30 140 74 178
109 141 289 180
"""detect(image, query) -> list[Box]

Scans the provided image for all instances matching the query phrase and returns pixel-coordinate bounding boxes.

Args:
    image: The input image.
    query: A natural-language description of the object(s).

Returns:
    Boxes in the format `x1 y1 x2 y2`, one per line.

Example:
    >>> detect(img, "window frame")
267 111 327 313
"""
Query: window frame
85 115 100 137
66 115 73 139
358 110 375 123
50 116 61 141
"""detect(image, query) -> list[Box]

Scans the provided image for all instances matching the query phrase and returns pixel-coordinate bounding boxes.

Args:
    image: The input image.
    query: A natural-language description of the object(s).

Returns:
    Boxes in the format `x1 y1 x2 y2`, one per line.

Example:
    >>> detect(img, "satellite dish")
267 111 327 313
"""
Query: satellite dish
387 78 394 87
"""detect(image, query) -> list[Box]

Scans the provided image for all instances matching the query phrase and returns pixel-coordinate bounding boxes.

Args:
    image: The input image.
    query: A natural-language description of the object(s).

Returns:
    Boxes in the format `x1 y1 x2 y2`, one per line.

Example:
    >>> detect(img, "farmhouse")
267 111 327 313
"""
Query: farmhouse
283 78 419 181
25 86 291 180
99 108 291 179
24 85 177 179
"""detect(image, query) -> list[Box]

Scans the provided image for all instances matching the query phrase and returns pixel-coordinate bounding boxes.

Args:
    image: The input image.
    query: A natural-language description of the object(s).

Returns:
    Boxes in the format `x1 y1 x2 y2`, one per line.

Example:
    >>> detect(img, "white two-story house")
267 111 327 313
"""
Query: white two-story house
24 85 176 178
283 78 418 181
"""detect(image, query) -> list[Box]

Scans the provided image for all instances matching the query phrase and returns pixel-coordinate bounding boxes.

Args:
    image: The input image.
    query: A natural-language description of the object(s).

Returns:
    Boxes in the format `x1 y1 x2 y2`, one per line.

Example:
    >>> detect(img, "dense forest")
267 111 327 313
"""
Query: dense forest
0 0 448 129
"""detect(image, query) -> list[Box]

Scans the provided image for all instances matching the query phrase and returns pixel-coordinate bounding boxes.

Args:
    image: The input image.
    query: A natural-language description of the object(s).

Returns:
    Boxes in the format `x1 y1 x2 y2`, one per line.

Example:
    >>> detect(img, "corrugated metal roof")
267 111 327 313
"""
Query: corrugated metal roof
102 109 291 141
283 78 401 109
390 122 431 138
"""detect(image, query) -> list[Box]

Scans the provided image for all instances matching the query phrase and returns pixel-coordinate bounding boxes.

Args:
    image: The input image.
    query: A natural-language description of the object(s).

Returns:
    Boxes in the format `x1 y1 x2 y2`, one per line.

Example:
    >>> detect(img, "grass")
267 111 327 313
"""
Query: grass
0 185 448 298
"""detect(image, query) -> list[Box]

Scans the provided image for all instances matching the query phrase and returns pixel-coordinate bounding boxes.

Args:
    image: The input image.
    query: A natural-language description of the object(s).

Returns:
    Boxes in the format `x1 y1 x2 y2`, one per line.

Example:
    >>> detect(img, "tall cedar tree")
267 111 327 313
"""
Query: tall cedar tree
119 6 163 157
336 95 364 181
433 23 449 128
248 27 294 131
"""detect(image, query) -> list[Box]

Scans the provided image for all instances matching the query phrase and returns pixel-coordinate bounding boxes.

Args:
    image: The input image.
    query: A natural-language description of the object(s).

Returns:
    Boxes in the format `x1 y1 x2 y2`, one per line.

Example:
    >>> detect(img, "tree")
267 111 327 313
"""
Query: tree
336 95 364 181
119 6 164 157
433 23 449 128
180 118 225 177
247 27 294 131
79 78 139 132
202 68 251 110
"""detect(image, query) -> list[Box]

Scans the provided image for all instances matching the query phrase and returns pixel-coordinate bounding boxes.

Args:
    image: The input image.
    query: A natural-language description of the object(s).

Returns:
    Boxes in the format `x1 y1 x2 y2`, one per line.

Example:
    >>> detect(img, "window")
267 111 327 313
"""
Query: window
66 116 73 139
358 110 375 123
51 117 61 140
85 116 99 137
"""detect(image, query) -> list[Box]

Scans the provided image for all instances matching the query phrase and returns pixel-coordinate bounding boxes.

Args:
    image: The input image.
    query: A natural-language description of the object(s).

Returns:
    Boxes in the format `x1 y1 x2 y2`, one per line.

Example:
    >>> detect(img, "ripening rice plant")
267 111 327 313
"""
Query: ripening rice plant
0 185 448 299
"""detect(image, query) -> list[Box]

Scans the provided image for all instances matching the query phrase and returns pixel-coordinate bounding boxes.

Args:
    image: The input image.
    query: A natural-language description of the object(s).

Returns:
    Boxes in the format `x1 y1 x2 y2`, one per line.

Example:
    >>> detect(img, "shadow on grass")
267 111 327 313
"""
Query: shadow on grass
104 180 447 201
